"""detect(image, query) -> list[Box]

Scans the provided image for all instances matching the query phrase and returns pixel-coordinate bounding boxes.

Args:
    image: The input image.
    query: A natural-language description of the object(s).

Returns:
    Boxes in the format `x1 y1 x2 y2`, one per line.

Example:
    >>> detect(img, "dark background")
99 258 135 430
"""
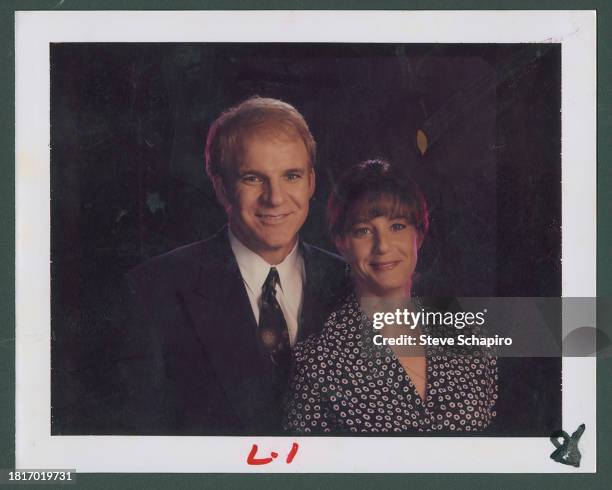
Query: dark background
50 43 561 436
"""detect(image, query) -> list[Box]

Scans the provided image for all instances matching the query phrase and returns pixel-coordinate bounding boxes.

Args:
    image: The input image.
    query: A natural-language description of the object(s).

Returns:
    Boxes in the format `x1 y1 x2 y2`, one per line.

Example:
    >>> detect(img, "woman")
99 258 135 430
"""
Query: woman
284 159 497 433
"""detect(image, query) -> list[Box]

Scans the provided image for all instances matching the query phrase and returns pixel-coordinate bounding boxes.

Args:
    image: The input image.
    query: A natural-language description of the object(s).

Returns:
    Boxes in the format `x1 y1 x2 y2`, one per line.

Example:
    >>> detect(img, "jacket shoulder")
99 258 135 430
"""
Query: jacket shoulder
127 230 228 290
302 243 347 283
303 243 345 266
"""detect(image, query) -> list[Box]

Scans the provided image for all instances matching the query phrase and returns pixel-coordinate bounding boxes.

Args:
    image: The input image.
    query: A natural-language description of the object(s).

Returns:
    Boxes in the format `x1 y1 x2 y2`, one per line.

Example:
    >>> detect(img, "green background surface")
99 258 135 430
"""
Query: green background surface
2 1 610 489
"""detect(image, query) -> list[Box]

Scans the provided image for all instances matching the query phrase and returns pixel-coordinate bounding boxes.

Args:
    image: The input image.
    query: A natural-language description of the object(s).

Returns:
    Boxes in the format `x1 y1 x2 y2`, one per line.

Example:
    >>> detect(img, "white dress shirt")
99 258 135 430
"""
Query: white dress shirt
228 229 305 347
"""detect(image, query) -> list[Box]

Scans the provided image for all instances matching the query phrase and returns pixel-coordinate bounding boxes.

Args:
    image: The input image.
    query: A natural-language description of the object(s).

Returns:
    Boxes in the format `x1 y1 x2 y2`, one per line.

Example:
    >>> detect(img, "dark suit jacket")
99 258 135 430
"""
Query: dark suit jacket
118 227 348 435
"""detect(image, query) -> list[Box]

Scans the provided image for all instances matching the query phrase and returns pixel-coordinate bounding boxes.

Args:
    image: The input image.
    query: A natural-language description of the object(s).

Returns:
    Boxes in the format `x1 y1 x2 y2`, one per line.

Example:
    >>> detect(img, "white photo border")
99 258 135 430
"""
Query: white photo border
15 10 596 473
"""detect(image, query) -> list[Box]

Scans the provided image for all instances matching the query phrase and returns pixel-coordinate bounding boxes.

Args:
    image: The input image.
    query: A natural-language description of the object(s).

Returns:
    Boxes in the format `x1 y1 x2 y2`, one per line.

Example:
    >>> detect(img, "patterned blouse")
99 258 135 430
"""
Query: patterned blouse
284 294 498 433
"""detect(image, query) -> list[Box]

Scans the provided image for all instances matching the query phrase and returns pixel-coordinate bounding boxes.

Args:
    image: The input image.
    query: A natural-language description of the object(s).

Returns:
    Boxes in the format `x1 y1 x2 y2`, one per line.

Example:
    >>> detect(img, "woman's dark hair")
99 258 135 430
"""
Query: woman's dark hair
327 158 429 240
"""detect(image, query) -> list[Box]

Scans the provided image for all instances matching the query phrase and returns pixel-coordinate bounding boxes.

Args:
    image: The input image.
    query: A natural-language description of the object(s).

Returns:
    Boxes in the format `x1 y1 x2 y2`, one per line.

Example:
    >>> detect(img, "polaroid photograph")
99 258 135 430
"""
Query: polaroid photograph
15 10 596 472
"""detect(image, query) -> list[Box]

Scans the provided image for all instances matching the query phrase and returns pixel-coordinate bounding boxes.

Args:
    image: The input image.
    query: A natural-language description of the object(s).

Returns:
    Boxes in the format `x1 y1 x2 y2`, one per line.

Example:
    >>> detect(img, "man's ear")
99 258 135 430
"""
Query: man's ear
212 174 231 210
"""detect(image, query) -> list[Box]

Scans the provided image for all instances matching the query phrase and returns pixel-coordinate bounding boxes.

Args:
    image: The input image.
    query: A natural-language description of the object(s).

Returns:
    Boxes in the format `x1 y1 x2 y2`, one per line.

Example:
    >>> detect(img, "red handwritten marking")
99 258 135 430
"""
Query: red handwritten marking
246 442 300 465
246 444 274 465
286 442 299 463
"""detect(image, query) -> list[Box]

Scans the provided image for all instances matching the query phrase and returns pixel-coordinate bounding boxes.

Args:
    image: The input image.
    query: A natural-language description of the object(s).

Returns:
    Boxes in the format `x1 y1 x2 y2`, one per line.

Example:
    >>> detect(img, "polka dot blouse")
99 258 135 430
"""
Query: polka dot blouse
284 293 498 433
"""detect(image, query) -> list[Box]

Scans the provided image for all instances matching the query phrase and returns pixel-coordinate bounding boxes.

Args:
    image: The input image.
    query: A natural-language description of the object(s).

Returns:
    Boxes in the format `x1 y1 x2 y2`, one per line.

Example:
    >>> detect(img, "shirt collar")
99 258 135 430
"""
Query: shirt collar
228 227 302 295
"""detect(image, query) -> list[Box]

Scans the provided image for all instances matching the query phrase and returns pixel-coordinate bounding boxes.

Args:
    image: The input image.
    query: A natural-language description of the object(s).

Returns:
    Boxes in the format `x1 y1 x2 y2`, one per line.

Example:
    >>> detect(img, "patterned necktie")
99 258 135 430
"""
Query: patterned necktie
259 267 290 371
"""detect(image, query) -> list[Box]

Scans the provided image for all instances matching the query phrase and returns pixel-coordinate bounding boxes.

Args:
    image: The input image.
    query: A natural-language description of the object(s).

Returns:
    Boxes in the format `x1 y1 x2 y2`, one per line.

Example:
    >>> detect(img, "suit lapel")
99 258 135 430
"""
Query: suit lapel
300 243 329 341
299 243 349 342
181 229 275 429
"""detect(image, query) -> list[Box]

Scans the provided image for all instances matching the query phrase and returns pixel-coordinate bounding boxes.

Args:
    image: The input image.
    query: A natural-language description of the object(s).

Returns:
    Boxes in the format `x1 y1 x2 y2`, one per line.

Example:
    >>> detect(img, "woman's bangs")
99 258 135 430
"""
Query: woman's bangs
348 192 416 226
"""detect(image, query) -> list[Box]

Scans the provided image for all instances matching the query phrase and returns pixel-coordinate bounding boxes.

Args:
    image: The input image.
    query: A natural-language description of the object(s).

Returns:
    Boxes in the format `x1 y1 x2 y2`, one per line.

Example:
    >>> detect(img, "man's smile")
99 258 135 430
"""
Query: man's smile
255 212 294 225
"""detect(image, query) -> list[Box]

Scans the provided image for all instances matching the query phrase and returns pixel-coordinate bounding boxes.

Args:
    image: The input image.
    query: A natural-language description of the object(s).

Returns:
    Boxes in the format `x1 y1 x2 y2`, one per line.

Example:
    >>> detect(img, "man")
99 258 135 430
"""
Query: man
120 97 348 435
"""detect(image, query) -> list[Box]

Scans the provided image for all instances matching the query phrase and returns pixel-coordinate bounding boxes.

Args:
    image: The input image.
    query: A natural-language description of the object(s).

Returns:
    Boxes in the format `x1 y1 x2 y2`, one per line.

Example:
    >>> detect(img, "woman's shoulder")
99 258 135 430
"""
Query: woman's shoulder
322 292 364 330
293 292 365 364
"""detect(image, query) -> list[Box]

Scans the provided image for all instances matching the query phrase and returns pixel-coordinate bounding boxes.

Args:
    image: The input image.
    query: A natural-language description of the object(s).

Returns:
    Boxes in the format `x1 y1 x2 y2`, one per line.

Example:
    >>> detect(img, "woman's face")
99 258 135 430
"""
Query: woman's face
336 205 421 298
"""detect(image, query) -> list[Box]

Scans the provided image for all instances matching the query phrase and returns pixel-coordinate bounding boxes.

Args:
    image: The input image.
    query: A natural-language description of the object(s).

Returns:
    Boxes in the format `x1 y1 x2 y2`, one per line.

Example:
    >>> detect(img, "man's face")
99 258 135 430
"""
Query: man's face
219 132 315 264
